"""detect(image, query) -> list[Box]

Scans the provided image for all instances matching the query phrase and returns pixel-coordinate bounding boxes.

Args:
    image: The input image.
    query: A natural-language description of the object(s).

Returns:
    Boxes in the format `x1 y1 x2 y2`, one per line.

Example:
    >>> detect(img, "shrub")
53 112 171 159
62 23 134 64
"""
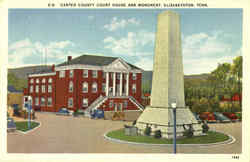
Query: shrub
202 123 209 133
154 130 162 139
144 126 151 136
132 120 137 126
183 128 194 138
183 125 194 138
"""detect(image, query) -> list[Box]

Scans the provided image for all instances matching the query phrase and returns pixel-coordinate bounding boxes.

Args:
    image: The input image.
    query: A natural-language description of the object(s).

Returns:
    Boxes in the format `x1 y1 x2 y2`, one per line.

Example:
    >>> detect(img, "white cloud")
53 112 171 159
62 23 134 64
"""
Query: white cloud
103 30 154 56
104 17 140 31
8 38 75 68
134 57 153 71
181 30 241 74
8 38 32 50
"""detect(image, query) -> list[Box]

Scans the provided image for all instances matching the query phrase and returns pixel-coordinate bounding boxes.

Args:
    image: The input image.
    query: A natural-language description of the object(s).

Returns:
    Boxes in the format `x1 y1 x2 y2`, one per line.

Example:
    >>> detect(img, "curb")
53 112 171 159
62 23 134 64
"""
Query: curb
16 120 41 135
103 129 236 147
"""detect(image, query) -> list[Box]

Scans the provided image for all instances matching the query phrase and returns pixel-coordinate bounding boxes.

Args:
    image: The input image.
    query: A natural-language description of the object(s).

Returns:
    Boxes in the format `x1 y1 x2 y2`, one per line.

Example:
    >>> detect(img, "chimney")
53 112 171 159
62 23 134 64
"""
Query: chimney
51 64 55 72
68 56 72 62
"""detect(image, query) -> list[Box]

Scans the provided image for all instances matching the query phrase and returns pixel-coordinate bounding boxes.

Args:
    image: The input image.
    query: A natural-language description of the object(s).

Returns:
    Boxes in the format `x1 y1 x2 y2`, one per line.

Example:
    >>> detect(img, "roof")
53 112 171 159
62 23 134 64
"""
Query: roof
8 85 22 93
57 54 142 70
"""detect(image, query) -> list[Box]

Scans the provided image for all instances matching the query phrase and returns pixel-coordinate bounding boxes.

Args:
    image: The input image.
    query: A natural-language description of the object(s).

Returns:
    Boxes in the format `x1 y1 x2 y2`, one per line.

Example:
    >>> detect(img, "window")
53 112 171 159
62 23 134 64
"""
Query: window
69 81 73 92
35 97 39 106
68 98 73 108
70 70 74 78
109 100 113 108
83 69 88 78
30 79 34 84
132 73 137 80
59 70 65 78
41 97 45 106
92 70 97 78
102 83 106 93
132 84 136 93
48 85 52 93
48 78 52 83
82 82 88 93
36 78 40 83
103 72 106 79
42 85 46 93
82 98 88 107
47 97 52 107
124 101 128 108
29 85 33 93
35 85 39 93
42 78 46 83
92 82 97 93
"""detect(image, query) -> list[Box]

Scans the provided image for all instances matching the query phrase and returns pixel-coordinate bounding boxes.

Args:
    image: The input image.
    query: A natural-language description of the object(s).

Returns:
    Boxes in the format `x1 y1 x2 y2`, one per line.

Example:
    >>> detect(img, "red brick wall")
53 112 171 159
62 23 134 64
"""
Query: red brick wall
26 69 142 112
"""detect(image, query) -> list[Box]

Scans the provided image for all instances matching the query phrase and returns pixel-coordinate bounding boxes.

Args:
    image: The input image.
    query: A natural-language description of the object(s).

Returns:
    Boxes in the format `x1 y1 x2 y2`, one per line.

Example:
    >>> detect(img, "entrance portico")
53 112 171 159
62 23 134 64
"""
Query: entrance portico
105 71 129 96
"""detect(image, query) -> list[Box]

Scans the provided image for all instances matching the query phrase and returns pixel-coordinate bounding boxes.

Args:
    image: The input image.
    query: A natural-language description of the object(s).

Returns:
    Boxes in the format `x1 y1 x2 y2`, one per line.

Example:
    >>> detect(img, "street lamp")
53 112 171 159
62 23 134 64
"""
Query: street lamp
171 102 177 154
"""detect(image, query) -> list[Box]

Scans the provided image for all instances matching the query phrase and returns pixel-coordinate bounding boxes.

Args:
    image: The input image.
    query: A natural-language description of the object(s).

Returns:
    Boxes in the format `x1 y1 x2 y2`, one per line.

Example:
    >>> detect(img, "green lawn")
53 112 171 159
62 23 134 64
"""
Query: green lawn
106 129 229 144
15 121 40 132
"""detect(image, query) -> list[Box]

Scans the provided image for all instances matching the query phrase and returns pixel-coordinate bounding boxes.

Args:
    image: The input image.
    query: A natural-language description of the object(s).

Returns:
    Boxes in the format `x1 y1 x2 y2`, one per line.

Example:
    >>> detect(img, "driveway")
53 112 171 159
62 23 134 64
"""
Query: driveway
7 112 242 153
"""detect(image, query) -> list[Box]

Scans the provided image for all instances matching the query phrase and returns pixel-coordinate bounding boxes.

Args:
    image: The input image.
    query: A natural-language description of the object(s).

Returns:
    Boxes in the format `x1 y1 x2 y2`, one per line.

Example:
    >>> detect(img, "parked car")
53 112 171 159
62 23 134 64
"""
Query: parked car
56 108 70 116
223 112 238 122
213 112 231 123
91 109 104 119
7 118 16 132
199 112 217 123
192 112 202 124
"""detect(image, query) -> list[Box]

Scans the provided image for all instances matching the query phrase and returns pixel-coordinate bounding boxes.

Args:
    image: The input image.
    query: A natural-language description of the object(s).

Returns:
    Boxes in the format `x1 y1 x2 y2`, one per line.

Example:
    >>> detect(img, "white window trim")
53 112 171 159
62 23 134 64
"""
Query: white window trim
36 79 40 83
70 70 74 78
68 98 73 108
41 97 46 106
35 85 39 93
48 85 52 93
47 97 52 107
30 79 34 84
82 82 88 93
82 98 88 107
59 70 65 78
132 84 136 93
42 78 46 83
42 85 46 93
35 97 39 106
48 78 53 83
83 69 88 78
69 81 73 92
132 73 137 80
92 70 98 78
30 85 33 93
92 82 97 93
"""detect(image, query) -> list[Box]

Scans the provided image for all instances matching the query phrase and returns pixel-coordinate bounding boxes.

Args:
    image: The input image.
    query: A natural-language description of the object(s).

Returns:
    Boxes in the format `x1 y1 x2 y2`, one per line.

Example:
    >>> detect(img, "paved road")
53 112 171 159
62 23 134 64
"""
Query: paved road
7 112 242 153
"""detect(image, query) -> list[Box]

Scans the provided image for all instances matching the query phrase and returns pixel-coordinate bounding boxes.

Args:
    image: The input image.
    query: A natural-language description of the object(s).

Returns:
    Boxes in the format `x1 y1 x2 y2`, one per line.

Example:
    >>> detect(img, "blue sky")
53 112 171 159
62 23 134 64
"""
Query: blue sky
8 9 242 74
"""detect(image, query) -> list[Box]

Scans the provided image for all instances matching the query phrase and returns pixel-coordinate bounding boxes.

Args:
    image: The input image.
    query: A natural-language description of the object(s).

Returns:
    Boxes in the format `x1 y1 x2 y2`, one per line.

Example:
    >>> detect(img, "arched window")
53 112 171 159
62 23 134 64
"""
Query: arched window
92 82 97 93
36 78 40 83
69 81 73 92
82 82 88 93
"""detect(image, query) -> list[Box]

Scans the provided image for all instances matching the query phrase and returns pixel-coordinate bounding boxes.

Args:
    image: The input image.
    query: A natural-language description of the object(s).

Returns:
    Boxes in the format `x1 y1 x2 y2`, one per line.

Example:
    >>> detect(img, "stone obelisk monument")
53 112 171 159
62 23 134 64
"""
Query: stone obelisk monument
136 11 202 138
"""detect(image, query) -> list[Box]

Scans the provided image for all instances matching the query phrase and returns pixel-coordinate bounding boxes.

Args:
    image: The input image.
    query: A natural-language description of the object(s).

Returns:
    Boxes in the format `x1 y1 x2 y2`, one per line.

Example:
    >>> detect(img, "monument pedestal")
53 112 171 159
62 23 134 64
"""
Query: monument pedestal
136 106 202 139
136 11 203 139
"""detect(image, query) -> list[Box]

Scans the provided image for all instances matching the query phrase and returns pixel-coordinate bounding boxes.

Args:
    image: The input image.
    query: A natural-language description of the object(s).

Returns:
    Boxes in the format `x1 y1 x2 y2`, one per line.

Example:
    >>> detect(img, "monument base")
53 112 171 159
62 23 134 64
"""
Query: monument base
136 106 203 139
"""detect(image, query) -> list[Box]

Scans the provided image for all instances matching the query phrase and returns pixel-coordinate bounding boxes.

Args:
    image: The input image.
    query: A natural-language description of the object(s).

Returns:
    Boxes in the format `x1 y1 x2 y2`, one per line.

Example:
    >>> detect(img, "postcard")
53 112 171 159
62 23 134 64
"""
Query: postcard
1 0 250 162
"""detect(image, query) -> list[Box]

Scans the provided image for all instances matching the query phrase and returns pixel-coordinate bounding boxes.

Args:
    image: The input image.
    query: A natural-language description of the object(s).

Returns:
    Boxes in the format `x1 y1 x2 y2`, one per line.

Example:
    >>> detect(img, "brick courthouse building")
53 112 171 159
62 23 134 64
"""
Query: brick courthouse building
23 55 144 120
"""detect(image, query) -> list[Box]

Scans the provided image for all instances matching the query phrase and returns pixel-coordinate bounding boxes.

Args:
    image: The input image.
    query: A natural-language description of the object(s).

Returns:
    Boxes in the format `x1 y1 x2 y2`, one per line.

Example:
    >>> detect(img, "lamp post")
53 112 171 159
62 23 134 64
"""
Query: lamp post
171 102 177 154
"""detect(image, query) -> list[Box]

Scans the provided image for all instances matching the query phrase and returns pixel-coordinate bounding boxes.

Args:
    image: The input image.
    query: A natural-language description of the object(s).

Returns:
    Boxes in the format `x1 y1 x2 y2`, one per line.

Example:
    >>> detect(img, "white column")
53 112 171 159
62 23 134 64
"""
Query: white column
126 73 129 96
120 73 123 96
113 72 116 96
105 72 109 96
